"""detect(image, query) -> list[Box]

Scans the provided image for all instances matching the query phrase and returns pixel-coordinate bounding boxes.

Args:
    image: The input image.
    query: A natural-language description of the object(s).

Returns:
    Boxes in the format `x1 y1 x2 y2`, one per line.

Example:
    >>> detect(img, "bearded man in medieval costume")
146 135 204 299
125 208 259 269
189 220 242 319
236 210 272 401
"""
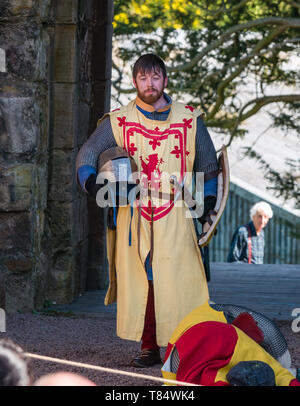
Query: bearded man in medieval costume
76 54 219 367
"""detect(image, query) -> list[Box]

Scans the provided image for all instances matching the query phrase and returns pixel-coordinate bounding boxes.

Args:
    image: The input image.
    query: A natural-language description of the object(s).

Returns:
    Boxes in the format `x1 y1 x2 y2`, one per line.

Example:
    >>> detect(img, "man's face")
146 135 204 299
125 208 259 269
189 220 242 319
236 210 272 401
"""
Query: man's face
252 209 270 232
133 68 167 105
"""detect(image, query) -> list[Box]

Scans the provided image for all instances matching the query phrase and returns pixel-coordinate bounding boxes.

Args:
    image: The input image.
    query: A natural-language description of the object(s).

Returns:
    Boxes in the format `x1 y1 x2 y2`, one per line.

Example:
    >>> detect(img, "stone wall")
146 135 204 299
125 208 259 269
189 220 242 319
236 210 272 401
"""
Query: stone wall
0 0 113 312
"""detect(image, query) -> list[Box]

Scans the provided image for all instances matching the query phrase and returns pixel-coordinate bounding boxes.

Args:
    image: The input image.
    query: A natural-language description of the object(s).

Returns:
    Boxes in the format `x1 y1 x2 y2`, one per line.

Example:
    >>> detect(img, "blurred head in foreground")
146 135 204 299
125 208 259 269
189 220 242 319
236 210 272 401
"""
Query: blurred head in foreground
0 338 33 386
34 371 96 386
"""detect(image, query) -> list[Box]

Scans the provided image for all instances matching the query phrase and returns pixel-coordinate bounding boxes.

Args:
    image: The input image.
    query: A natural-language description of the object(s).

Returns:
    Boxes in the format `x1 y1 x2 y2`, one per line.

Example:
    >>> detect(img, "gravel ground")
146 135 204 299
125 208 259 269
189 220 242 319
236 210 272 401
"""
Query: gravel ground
1 312 299 386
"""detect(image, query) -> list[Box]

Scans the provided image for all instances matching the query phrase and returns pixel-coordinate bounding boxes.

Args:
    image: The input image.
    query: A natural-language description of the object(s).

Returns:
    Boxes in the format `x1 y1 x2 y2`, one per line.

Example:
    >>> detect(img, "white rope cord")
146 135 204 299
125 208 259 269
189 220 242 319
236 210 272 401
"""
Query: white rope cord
26 352 201 386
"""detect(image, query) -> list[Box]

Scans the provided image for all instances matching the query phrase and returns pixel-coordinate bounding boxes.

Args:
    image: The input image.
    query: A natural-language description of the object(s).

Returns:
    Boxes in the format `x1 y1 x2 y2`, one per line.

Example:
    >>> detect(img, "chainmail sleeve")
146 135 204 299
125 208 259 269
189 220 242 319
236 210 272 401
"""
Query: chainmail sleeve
193 116 218 176
76 115 117 173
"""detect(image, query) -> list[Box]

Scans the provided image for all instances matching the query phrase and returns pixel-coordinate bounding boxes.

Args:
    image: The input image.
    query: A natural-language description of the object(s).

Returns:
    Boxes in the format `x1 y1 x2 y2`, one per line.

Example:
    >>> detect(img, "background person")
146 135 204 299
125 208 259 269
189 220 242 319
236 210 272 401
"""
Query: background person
227 201 273 264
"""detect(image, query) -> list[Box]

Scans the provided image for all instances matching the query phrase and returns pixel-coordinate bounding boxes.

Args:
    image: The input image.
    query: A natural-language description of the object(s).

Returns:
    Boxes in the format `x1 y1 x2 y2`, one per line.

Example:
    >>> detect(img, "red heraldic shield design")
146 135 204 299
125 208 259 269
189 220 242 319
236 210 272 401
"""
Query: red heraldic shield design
117 116 192 222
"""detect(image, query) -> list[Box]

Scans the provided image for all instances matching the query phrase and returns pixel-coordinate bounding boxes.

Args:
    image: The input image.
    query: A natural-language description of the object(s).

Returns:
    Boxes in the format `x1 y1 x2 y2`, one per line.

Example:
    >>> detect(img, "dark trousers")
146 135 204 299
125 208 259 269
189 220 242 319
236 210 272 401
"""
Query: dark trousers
141 281 159 351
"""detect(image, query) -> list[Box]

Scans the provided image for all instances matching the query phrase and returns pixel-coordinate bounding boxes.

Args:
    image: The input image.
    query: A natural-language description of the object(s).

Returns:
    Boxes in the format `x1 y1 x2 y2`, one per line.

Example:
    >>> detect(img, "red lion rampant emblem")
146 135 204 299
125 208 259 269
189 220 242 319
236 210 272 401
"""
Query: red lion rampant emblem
116 116 193 221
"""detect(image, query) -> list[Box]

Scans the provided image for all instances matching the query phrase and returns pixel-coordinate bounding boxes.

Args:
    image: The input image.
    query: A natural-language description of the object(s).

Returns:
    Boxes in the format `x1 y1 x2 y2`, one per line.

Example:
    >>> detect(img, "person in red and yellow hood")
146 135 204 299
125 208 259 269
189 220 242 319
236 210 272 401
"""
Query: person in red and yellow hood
162 301 300 386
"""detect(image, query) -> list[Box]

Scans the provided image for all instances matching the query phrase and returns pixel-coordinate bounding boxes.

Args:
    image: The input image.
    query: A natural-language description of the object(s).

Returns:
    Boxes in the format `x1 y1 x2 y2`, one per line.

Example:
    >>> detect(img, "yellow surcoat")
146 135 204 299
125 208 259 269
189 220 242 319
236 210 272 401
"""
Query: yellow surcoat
102 99 209 346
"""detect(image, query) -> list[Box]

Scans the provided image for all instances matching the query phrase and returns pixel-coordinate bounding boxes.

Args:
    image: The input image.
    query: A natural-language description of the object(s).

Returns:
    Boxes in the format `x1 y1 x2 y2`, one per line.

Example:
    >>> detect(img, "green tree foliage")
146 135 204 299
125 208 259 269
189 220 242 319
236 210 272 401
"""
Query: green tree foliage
112 0 300 208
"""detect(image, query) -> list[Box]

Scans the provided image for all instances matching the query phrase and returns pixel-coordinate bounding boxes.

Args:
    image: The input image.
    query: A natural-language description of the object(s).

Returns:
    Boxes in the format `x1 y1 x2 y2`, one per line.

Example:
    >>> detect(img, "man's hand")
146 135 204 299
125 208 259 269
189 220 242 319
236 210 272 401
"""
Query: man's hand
85 174 138 205
199 196 217 225
85 173 102 198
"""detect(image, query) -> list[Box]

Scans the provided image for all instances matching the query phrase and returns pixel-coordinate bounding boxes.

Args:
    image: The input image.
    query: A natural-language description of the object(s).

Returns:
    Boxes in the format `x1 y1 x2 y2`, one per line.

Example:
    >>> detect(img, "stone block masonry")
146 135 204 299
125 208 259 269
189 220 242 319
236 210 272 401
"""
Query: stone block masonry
0 1 51 312
0 0 113 312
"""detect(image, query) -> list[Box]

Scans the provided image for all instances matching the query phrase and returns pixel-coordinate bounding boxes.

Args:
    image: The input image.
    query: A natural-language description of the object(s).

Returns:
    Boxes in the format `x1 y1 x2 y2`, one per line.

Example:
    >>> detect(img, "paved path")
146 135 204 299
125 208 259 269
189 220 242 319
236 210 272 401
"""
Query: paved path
51 262 300 321
208 262 300 320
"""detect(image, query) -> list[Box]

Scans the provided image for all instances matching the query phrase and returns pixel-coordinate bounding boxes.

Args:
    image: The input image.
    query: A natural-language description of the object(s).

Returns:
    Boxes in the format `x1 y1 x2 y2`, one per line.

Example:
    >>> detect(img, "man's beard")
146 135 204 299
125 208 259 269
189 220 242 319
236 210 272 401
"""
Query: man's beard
137 86 164 105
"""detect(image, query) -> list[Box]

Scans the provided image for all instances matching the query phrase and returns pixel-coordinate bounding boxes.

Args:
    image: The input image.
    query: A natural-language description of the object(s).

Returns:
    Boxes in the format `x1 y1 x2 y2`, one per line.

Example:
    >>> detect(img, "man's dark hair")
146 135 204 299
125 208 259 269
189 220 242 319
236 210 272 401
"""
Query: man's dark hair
132 54 167 80
0 338 32 386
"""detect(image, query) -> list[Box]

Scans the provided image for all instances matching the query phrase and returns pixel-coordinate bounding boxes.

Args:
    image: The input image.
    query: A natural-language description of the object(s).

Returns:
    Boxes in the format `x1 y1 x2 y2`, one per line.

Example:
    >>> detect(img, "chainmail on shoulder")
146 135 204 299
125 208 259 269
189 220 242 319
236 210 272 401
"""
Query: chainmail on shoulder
194 116 218 174
76 115 117 172
210 303 288 361
76 113 218 177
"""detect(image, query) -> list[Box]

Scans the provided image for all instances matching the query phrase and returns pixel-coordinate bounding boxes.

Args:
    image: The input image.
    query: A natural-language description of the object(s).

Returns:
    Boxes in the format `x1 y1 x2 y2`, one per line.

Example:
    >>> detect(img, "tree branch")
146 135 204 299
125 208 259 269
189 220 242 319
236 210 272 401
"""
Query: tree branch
112 58 136 94
208 25 288 117
283 0 300 8
169 17 300 73
193 37 299 89
224 94 300 147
